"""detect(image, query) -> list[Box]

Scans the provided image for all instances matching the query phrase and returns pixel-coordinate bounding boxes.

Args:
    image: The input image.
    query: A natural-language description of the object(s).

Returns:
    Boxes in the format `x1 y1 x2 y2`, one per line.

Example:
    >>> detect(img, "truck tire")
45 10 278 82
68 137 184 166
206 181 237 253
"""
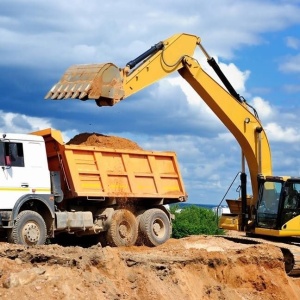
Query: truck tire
8 210 47 246
135 210 146 246
106 209 138 247
139 208 170 247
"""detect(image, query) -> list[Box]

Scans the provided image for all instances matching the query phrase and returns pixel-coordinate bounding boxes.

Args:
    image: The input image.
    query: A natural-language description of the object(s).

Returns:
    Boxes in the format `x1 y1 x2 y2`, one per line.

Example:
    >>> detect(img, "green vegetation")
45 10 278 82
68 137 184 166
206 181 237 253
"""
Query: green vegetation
170 205 225 239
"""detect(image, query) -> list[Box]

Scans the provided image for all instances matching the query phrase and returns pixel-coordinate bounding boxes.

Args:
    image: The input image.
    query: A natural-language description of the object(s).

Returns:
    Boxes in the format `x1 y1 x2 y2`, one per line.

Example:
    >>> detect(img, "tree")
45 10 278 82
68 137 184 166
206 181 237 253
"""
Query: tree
170 205 224 239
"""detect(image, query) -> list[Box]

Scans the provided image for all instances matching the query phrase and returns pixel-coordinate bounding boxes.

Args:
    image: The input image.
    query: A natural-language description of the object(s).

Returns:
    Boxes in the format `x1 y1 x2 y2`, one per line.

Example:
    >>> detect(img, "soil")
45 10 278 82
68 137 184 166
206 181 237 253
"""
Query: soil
67 133 143 150
0 234 300 300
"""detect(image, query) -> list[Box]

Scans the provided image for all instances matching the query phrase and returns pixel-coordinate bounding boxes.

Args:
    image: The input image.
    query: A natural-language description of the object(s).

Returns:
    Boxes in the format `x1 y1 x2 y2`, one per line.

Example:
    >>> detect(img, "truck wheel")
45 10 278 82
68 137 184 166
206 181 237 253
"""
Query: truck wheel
139 209 170 247
8 210 47 246
135 210 145 246
106 209 138 247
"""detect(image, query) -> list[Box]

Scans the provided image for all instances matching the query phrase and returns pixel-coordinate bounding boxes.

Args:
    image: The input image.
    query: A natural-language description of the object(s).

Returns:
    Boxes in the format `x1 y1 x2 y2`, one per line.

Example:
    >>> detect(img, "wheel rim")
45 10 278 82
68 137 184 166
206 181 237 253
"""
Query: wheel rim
22 221 40 245
152 218 166 239
118 221 131 239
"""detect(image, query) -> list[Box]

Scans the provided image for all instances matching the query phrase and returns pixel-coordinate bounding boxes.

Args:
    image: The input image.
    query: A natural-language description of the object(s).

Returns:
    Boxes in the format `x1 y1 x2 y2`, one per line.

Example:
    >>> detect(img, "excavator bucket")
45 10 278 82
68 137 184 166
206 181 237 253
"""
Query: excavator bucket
45 63 125 106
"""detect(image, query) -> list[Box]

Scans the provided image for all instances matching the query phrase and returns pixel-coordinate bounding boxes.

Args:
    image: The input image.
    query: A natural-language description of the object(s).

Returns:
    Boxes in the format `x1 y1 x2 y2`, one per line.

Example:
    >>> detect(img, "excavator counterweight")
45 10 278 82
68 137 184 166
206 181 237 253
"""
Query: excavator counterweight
45 63 124 106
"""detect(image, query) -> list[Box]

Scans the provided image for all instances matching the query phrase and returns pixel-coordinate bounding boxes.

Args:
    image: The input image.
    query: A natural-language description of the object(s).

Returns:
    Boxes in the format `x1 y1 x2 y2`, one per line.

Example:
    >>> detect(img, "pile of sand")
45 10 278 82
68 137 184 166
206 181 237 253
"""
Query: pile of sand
67 132 143 150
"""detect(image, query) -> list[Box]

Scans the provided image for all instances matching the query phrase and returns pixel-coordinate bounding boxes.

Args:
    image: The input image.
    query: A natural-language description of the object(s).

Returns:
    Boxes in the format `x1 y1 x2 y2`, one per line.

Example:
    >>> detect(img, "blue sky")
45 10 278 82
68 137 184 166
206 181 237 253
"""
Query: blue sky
1 0 300 204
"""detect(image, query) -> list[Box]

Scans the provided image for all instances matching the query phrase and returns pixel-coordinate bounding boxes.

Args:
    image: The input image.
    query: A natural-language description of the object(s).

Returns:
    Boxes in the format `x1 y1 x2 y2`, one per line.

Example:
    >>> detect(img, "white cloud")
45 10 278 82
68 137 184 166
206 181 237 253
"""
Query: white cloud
0 111 51 133
279 54 300 73
284 84 300 93
286 36 300 49
250 97 274 120
1 1 300 69
264 122 300 143
217 132 235 142
72 45 98 59
248 97 300 144
0 110 78 144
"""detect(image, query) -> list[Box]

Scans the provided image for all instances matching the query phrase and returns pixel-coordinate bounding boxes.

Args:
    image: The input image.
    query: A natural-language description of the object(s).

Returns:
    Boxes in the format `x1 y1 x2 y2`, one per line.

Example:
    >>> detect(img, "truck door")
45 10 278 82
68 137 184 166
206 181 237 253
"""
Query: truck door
0 140 50 209
0 141 29 209
23 141 51 188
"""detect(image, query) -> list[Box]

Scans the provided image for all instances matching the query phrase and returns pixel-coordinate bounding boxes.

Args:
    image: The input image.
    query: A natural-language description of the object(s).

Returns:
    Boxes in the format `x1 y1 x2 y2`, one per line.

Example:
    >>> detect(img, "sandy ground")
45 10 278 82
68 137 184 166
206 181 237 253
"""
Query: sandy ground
0 234 299 300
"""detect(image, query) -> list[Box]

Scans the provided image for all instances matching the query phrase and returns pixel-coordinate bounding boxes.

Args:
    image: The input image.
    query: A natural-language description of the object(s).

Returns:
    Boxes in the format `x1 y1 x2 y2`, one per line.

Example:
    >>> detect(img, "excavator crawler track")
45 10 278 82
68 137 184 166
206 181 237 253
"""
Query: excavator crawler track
220 235 300 276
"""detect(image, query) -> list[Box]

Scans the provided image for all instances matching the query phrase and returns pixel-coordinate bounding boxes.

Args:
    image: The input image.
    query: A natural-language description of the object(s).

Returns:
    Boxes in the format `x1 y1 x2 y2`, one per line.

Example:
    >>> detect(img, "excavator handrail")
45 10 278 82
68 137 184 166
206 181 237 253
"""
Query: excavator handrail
216 171 241 215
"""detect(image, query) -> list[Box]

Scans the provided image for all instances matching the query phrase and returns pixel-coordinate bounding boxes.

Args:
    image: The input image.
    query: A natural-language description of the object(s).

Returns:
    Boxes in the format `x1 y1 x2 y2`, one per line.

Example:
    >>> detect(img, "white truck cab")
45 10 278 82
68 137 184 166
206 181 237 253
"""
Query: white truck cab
0 133 51 209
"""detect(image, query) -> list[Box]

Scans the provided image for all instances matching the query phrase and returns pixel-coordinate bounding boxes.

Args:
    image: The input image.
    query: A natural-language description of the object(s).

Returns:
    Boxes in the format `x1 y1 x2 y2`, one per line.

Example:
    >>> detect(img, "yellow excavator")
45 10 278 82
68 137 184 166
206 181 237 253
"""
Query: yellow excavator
45 33 300 275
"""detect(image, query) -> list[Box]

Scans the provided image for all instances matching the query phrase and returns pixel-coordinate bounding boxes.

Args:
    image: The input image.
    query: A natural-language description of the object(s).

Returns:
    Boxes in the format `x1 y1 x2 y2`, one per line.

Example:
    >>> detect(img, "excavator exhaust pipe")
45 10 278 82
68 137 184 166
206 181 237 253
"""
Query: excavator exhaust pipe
45 63 125 106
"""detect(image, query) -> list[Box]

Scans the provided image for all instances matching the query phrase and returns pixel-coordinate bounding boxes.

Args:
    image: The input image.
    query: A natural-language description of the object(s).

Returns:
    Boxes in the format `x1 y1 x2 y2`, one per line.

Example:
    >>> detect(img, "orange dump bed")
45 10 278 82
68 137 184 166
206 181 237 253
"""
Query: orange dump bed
33 129 187 202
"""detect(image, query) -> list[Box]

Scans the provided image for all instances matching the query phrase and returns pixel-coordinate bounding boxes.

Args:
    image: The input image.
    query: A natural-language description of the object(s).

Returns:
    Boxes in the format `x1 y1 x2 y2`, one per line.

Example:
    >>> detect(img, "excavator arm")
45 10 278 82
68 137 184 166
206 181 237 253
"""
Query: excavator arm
45 33 272 204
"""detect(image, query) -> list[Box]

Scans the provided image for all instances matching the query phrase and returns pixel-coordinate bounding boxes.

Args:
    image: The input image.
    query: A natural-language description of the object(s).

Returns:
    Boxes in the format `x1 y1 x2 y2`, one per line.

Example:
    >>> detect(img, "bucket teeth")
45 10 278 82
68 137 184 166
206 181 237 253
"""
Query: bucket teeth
44 90 53 99
51 90 60 100
57 91 67 100
50 83 64 99
45 84 56 99
79 91 88 99
78 83 91 99
65 91 73 99
65 83 76 99
71 87 81 99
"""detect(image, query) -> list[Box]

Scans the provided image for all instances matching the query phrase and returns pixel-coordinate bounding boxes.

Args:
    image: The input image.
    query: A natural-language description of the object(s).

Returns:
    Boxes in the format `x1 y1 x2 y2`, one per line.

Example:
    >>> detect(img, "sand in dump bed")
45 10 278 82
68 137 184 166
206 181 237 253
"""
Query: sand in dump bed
67 132 143 150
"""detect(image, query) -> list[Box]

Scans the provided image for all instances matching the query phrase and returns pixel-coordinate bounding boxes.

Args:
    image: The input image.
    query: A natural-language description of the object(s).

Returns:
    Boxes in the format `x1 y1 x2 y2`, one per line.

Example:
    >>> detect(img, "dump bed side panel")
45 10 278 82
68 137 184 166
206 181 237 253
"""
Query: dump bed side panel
32 129 187 202
62 147 186 199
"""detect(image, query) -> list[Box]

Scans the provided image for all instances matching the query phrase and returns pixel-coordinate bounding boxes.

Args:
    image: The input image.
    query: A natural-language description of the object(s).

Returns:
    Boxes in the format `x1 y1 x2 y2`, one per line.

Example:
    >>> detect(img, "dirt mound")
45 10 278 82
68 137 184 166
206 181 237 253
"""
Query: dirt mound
0 235 300 299
67 132 143 150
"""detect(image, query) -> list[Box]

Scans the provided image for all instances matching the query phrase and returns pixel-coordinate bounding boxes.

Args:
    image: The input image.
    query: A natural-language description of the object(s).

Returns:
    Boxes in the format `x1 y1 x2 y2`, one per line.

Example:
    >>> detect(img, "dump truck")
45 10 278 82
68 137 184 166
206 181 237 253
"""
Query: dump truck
0 128 186 247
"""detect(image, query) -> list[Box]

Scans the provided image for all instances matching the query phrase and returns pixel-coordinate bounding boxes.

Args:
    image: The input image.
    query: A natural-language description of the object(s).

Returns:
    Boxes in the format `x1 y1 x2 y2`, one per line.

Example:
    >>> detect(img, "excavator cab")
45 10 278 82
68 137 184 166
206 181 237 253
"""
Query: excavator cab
255 177 300 235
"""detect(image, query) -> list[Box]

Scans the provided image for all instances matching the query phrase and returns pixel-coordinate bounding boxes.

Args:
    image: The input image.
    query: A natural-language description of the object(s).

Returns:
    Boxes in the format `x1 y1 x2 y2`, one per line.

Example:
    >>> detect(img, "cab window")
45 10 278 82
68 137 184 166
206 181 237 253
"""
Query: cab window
4 142 24 167
0 143 5 166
